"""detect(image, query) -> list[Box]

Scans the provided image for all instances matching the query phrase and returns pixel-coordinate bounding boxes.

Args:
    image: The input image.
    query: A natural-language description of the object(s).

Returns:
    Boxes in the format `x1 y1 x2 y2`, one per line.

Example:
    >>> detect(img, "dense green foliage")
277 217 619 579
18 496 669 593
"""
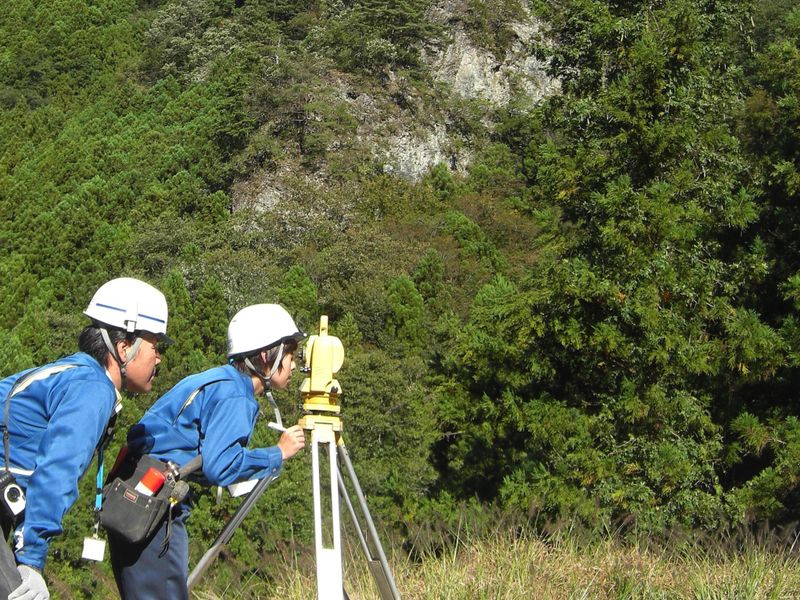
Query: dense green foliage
3 0 800 597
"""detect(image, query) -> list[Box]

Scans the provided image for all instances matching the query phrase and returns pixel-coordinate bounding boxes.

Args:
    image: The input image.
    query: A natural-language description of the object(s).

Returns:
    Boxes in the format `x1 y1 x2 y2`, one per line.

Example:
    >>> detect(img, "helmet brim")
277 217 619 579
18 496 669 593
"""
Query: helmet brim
156 332 175 346
280 331 307 347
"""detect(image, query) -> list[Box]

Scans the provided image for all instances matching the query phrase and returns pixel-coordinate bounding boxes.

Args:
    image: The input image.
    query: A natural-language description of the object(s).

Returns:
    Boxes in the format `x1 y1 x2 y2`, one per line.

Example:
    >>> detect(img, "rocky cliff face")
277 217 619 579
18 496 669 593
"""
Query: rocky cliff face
428 3 558 106
376 2 558 181
233 1 558 210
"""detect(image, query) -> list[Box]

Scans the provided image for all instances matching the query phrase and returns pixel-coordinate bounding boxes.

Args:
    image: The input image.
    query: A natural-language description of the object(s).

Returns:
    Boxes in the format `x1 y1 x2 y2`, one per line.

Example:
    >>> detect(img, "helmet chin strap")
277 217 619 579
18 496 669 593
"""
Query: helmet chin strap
244 356 270 394
243 342 288 429
100 328 144 392
268 342 285 378
244 342 285 396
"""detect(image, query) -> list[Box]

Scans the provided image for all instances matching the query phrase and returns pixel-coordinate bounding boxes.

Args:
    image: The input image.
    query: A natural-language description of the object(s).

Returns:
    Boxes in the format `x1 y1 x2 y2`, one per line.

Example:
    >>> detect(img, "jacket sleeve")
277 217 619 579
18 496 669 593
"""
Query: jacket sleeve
15 379 114 570
198 394 283 487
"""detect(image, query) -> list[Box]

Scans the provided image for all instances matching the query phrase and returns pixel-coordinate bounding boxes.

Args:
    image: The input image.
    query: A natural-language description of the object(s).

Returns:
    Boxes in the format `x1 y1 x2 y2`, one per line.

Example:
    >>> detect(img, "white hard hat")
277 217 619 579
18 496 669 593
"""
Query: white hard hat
84 277 173 344
227 304 304 357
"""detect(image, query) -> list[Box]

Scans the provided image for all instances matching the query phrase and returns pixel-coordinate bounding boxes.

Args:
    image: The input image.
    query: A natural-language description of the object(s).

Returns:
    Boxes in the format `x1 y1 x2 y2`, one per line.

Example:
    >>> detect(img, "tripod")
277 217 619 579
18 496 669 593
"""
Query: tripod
187 317 400 600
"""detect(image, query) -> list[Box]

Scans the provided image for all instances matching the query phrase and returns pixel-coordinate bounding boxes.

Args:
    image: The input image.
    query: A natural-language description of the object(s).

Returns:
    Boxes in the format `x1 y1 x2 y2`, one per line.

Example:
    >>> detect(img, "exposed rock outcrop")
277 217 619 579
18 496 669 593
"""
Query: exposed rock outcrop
375 1 559 181
235 1 559 210
427 2 559 106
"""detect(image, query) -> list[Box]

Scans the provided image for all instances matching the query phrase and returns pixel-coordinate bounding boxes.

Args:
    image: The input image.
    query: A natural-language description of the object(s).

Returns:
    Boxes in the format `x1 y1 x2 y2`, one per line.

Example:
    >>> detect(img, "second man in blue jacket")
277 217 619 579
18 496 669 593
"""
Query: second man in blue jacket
109 303 307 600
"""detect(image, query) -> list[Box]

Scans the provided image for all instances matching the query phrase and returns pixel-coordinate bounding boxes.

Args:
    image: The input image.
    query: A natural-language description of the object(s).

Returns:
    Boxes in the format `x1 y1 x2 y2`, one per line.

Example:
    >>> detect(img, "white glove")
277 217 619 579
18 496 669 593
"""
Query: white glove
8 565 49 600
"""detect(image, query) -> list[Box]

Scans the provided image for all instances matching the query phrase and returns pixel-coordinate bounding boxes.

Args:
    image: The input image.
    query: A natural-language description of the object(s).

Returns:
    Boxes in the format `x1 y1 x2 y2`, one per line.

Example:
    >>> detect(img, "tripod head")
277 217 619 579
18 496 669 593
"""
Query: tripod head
299 315 345 416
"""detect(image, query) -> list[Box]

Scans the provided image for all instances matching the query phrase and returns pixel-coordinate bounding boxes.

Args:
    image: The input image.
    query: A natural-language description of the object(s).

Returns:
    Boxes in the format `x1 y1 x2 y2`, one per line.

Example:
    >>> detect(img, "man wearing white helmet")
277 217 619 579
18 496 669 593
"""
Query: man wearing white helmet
109 303 306 600
0 277 171 600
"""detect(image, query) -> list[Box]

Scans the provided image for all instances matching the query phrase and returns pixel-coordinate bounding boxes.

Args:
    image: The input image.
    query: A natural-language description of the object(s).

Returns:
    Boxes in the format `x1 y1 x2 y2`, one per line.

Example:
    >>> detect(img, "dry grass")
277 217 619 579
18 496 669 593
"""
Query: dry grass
192 523 800 599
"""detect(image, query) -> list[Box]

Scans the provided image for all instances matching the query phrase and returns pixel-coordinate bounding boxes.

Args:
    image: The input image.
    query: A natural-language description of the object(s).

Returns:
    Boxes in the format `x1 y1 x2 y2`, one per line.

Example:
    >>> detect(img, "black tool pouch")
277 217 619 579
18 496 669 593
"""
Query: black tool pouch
99 454 173 544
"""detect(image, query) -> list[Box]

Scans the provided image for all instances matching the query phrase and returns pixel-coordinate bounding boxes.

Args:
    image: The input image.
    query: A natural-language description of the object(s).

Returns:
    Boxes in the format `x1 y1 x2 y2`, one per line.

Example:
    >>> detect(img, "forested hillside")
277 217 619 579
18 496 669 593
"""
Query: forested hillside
2 0 800 597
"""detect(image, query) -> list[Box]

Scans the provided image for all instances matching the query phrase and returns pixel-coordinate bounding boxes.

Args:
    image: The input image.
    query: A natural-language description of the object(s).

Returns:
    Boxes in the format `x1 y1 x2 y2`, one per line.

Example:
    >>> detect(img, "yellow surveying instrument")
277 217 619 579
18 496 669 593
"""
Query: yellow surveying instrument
299 316 400 599
188 316 400 600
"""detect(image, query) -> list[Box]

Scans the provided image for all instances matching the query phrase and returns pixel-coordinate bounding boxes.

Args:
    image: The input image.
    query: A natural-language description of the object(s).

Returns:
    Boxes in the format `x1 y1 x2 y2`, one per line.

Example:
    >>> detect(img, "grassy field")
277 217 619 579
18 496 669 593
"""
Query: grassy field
192 519 800 599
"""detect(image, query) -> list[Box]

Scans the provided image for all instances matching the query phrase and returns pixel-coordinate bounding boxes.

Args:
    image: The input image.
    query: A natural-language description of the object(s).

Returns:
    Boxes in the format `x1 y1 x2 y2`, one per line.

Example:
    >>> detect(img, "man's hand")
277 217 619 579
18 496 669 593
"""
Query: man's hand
8 565 49 600
277 424 306 460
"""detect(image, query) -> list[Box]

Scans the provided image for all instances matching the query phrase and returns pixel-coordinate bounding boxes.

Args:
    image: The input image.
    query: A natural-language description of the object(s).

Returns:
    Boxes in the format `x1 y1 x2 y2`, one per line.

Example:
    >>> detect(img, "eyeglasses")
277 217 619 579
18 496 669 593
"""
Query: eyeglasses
140 333 165 355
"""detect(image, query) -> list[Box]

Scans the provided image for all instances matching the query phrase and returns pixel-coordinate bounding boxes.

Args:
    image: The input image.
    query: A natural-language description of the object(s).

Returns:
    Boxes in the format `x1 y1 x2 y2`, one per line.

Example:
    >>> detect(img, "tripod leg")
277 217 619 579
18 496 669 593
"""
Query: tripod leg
337 442 401 600
187 473 279 591
338 469 370 557
311 422 343 599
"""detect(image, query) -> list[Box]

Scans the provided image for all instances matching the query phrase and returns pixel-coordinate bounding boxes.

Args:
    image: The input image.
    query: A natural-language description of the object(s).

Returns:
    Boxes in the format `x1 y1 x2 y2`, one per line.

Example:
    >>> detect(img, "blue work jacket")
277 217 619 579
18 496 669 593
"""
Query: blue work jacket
127 365 283 487
0 352 118 570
